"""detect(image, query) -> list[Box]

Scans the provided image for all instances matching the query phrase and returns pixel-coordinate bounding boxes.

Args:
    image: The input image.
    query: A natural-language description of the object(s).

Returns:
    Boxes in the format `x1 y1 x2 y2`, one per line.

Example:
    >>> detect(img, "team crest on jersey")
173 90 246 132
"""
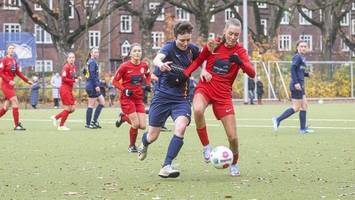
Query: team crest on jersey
140 67 145 74
62 71 67 77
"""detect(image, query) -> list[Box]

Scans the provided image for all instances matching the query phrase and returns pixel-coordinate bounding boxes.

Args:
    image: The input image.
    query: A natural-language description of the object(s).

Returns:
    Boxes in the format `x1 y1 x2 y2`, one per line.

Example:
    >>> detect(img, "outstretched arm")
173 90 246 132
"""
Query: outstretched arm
183 45 210 77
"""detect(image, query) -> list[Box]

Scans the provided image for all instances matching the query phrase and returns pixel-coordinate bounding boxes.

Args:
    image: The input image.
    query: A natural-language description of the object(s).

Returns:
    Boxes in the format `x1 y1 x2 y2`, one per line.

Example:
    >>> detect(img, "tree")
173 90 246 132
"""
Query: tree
20 0 130 62
165 0 238 43
296 0 353 59
123 0 165 60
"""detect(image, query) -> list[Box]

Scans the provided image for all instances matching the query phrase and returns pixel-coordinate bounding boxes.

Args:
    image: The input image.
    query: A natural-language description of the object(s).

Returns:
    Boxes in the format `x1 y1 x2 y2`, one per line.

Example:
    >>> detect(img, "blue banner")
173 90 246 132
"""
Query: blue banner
0 32 36 67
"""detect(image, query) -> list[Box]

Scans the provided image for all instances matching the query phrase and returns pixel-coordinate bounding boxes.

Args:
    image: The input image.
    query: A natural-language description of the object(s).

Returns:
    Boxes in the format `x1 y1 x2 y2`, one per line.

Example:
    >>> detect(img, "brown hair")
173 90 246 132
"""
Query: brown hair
173 21 193 38
295 40 307 53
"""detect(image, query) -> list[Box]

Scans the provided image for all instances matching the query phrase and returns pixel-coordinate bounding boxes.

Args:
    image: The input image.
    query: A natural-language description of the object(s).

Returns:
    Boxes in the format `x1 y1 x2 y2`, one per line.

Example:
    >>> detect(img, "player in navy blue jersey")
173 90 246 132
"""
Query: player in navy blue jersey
84 48 105 129
272 40 314 134
137 21 199 178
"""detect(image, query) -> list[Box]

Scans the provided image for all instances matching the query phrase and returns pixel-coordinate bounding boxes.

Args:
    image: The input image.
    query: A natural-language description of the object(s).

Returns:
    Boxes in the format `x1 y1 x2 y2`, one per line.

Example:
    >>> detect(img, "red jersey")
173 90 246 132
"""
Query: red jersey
184 43 255 99
112 60 151 100
61 63 77 90
0 56 29 85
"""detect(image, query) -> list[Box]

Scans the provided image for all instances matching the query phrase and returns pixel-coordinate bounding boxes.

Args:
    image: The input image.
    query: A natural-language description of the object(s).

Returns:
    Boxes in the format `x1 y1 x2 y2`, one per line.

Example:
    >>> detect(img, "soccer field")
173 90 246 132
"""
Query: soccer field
0 103 354 200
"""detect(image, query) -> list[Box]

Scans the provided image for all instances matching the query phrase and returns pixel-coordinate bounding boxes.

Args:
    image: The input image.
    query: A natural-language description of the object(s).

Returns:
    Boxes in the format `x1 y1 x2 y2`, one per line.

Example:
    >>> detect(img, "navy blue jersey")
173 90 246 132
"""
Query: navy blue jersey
85 58 100 90
290 53 309 89
154 41 199 100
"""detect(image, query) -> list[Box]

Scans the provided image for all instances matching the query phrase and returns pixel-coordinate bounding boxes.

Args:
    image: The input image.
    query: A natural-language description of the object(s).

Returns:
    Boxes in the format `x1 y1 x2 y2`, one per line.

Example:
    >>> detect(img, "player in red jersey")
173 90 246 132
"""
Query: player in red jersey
0 44 33 131
51 52 78 131
183 18 256 176
112 43 151 152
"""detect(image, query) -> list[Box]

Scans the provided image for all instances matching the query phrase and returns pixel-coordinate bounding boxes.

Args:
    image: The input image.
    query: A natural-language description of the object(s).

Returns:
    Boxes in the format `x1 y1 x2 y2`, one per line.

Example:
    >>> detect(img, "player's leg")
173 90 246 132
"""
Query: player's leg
193 92 211 162
272 89 302 131
92 94 105 128
85 97 96 128
57 105 71 131
0 100 10 118
10 96 25 130
299 95 313 134
127 111 140 152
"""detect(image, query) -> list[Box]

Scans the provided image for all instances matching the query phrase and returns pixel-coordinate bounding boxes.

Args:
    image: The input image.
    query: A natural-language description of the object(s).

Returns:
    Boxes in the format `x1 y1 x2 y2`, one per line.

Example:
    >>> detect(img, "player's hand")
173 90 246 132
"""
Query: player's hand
308 72 314 77
200 68 212 82
158 61 172 72
207 38 221 52
294 83 302 91
28 80 33 85
9 81 15 86
229 54 243 65
144 85 151 92
123 88 133 96
95 86 100 92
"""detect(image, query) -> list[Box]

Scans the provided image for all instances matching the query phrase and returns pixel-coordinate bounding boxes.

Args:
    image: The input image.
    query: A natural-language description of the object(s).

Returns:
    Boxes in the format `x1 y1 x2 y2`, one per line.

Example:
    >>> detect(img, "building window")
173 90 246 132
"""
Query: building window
175 7 190 21
260 19 267 35
340 11 349 26
299 35 312 51
353 3 355 10
278 35 291 51
149 2 164 21
352 19 355 35
3 0 20 9
121 40 131 57
3 23 21 41
280 11 290 25
319 35 322 51
89 31 100 48
34 0 53 11
299 8 312 25
85 0 100 16
120 15 132 33
34 25 52 44
340 40 349 52
210 8 215 22
225 6 238 21
257 3 267 8
152 32 164 49
208 33 215 39
35 60 53 72
69 0 75 19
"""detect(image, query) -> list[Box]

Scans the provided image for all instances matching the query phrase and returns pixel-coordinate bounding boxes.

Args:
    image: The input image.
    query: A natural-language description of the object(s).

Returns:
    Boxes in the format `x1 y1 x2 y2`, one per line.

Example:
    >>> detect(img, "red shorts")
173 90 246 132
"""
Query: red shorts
1 84 16 100
120 97 145 115
60 87 75 105
194 86 235 120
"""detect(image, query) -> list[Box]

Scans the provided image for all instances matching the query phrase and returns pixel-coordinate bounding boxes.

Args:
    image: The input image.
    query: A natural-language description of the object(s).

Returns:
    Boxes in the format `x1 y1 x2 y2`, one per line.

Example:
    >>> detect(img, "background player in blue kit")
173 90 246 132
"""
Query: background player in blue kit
137 21 199 178
84 48 106 129
272 40 314 134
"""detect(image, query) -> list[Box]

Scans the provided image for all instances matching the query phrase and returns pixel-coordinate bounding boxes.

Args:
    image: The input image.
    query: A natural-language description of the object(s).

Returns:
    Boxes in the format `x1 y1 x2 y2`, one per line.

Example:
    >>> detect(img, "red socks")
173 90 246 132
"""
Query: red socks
0 108 7 118
197 126 210 146
129 127 138 147
59 110 70 126
12 107 19 127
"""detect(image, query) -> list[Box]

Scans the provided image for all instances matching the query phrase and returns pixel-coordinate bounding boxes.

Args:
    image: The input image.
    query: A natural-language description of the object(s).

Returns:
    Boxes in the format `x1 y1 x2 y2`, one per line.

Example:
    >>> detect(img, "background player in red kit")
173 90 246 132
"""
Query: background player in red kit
112 43 151 152
51 52 78 131
0 44 33 131
183 18 255 176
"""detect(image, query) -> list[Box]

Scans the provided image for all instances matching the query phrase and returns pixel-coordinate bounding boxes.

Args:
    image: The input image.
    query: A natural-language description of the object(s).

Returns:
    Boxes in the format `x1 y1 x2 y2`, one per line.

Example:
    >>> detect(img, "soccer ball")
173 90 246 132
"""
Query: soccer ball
210 146 233 169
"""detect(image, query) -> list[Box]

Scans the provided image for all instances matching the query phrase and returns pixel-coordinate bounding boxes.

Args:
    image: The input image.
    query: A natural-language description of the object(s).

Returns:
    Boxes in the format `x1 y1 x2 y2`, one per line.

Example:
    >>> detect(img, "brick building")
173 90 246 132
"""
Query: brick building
0 0 354 73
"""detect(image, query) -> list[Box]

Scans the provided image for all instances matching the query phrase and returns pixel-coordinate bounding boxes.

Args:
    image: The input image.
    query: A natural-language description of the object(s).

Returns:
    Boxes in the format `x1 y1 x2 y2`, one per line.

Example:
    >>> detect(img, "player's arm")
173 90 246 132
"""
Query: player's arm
0 61 11 83
61 66 75 84
153 53 172 72
112 66 125 91
183 45 210 77
15 65 32 84
290 56 301 84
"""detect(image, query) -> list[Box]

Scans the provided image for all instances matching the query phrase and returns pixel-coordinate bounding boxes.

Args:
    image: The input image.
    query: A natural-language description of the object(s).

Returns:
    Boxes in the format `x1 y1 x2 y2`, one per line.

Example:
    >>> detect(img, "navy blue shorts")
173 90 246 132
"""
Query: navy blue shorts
148 96 191 127
86 89 101 98
290 89 304 99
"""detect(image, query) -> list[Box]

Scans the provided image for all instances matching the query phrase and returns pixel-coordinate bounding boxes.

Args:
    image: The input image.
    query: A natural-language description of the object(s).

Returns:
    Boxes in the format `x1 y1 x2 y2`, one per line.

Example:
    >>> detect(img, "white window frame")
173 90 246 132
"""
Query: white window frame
88 31 100 48
260 19 267 35
352 19 355 35
175 6 190 21
3 23 21 32
35 60 53 72
3 0 21 10
299 8 312 25
34 0 53 11
278 35 291 51
84 0 100 16
225 6 239 22
208 33 215 39
151 32 164 49
69 0 75 19
149 2 164 21
319 35 322 51
120 15 132 33
319 10 322 22
121 40 131 57
299 35 313 51
34 24 52 44
352 3 355 10
340 39 349 52
340 10 349 26
210 8 215 22
280 11 290 25
257 3 267 8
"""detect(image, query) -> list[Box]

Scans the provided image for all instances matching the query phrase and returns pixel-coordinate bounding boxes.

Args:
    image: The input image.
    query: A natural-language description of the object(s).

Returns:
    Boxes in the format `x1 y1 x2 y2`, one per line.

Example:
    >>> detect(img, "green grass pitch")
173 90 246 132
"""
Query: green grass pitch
0 103 354 200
